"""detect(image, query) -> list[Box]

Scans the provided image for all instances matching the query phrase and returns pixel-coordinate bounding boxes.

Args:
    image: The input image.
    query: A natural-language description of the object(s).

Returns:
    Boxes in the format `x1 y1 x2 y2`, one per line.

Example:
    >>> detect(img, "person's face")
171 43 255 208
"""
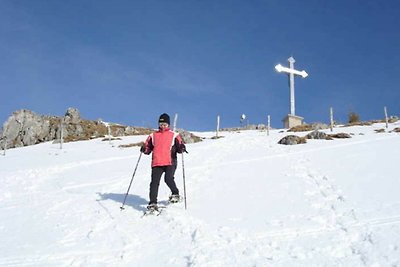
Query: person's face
159 123 169 129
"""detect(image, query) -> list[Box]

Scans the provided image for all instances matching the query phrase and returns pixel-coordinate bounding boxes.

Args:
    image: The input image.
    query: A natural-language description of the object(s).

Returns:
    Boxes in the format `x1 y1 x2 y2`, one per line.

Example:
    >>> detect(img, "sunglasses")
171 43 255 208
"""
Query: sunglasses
159 123 169 127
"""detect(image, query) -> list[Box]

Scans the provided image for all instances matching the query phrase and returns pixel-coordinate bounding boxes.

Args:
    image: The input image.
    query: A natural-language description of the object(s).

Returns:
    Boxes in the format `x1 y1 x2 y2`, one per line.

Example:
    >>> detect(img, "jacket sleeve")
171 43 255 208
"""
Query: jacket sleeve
174 134 187 153
141 135 154 154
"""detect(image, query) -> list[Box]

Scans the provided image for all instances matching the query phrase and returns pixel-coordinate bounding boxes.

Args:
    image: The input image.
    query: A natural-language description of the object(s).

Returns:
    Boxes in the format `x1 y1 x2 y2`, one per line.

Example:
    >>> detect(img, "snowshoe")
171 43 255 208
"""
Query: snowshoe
147 203 158 211
169 194 181 204
143 203 161 216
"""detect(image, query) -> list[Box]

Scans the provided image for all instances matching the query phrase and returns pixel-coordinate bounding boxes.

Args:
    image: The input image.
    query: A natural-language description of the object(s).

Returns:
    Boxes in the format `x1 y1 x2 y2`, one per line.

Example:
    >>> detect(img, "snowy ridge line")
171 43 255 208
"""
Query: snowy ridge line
187 134 398 171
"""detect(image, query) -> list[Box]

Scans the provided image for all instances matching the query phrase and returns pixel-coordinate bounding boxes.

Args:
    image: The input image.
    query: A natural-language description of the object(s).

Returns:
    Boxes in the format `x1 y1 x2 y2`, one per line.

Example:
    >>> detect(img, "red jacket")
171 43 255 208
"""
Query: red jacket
142 128 184 167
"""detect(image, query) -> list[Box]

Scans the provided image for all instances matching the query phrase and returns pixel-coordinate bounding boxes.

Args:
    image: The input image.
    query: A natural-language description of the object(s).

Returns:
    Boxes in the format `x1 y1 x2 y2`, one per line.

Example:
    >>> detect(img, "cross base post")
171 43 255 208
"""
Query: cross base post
282 114 304 129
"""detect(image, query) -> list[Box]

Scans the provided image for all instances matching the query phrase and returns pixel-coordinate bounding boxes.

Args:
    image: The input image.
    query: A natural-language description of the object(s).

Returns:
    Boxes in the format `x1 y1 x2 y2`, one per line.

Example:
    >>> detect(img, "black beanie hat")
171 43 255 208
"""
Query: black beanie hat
158 113 170 125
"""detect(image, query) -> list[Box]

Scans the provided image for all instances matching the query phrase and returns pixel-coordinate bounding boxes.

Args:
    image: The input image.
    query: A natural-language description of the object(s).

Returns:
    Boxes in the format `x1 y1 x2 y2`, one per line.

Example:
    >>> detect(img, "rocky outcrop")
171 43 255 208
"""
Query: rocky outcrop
305 130 354 140
64 107 81 124
176 129 202 144
278 135 307 145
1 110 57 148
279 130 354 145
221 124 271 132
306 130 329 140
288 123 329 132
329 133 352 139
1 108 153 149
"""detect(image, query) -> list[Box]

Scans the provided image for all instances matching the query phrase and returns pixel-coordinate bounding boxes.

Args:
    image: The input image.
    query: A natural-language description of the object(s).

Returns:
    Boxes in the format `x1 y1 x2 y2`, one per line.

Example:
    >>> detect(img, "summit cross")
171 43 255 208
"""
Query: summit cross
275 57 308 116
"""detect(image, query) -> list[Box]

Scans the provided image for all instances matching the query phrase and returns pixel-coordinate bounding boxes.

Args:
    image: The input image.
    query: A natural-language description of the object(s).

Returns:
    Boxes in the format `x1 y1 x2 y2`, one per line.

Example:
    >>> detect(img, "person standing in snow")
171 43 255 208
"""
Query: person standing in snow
141 113 187 211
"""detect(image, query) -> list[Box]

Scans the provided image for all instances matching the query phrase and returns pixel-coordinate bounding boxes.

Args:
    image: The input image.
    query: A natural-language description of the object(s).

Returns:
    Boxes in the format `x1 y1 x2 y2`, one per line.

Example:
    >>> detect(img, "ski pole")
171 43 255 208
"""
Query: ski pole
120 152 143 210
182 153 187 210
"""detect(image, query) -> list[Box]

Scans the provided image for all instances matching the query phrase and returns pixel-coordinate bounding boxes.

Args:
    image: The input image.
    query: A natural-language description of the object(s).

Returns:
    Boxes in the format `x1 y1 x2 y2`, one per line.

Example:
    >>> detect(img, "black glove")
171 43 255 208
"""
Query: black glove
179 144 188 153
140 145 145 153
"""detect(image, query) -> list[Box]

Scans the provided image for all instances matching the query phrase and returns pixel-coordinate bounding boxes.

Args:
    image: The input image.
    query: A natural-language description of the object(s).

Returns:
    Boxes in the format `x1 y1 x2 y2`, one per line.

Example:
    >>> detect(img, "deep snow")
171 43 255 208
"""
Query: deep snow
1 122 400 266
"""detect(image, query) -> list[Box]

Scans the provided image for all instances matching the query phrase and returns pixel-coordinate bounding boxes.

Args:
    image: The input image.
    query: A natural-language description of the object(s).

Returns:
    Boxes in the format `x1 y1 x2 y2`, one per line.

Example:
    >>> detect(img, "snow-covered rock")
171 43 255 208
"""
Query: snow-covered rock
278 134 307 145
306 130 329 140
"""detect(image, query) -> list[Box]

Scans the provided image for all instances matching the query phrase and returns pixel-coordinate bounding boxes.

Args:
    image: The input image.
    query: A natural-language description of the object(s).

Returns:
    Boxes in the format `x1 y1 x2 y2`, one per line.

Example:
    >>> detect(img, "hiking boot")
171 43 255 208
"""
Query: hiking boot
169 194 180 203
147 203 158 211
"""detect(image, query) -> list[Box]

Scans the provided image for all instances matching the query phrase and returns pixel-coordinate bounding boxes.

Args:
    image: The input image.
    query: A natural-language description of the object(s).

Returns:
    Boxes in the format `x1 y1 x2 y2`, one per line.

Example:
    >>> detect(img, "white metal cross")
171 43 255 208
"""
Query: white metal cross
275 57 308 116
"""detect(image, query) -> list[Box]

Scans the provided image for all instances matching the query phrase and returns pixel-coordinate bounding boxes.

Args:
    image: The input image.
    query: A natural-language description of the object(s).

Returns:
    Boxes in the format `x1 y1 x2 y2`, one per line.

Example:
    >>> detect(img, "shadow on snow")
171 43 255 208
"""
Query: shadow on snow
97 193 149 212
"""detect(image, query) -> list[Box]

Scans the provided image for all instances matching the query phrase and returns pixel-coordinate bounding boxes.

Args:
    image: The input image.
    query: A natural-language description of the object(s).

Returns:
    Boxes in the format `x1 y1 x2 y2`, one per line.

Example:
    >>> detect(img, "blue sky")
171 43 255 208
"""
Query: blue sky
1 0 399 131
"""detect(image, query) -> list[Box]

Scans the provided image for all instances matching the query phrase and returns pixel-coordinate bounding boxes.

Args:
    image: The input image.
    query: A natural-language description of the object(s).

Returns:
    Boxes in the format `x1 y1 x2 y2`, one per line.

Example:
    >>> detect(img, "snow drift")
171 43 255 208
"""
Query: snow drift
1 122 400 266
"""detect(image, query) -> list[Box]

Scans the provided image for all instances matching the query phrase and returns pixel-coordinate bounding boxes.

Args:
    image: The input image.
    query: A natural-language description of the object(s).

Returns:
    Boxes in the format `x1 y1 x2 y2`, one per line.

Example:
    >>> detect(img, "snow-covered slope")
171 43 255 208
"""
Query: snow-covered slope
1 122 400 266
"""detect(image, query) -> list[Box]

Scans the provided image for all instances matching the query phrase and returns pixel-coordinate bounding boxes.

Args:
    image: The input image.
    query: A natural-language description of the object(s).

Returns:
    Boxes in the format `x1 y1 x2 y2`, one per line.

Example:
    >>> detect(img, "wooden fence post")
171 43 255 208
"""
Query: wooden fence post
216 115 220 137
2 136 6 156
60 118 64 150
384 106 389 129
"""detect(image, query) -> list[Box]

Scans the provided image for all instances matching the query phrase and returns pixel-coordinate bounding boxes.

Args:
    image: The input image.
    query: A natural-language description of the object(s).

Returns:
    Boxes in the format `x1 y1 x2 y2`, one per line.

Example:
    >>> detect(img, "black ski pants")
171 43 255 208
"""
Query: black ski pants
149 164 179 204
